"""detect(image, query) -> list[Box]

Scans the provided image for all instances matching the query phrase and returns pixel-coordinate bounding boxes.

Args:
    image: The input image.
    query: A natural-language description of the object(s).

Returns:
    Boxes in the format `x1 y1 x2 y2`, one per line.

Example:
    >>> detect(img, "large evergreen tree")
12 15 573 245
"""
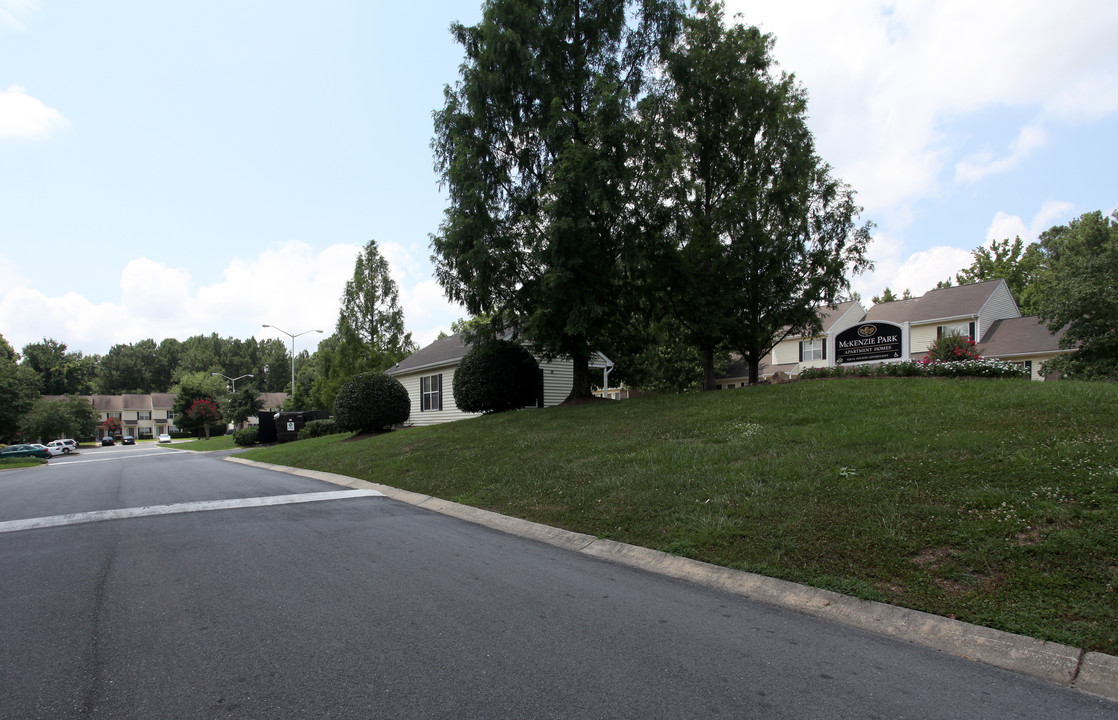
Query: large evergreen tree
645 2 871 387
432 0 681 400
336 239 415 373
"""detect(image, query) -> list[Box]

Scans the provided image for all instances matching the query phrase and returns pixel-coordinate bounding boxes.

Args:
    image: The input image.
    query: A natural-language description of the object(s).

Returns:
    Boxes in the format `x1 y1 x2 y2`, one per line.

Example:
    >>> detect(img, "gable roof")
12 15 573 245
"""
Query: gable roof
863 297 920 324
387 333 469 375
909 279 1007 322
864 279 1009 325
780 300 867 339
975 316 1069 357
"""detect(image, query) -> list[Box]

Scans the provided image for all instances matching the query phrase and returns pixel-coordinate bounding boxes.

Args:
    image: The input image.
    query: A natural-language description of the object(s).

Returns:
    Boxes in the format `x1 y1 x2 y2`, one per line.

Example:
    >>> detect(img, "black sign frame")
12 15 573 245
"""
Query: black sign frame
834 322 903 364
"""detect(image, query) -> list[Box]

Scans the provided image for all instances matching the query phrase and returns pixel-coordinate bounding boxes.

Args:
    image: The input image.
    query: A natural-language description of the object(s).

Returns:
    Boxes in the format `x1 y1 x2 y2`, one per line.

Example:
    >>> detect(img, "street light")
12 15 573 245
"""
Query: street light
261 324 324 407
211 373 253 393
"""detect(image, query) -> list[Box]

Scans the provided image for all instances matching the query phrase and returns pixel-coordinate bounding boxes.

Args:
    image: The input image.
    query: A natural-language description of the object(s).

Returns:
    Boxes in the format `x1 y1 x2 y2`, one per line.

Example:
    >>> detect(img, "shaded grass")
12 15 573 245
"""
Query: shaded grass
244 378 1118 653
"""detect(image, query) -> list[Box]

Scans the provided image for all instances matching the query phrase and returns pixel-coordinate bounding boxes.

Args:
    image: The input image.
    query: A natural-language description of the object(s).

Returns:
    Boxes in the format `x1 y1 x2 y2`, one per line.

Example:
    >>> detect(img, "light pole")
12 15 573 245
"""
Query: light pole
212 373 253 393
261 324 323 407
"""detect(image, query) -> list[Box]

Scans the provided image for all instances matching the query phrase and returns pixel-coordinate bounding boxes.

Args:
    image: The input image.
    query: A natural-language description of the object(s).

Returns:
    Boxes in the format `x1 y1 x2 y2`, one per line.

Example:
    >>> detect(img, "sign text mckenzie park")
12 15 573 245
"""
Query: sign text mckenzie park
834 322 903 364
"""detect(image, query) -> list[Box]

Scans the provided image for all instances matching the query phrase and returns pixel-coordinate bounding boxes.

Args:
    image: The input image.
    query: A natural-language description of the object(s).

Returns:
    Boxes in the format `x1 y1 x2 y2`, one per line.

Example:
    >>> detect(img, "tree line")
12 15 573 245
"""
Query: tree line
0 236 417 442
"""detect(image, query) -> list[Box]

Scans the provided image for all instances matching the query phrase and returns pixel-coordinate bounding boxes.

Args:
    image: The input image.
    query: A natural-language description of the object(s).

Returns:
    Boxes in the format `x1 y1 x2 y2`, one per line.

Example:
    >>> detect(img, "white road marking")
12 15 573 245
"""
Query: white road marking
0 489 384 534
48 450 181 465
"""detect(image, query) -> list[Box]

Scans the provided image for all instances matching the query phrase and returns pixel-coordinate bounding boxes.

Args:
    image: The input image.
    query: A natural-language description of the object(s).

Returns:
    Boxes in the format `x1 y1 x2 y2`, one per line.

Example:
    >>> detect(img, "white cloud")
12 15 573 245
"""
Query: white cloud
0 84 69 139
955 124 1048 183
722 0 1118 215
0 0 36 32
0 241 464 356
854 231 972 302
984 201 1075 246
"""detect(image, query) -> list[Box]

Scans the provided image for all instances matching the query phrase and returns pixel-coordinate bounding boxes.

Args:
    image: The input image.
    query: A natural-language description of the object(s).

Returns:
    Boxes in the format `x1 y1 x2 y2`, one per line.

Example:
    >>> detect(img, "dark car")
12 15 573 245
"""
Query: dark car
1 444 52 459
101 436 115 446
122 435 135 445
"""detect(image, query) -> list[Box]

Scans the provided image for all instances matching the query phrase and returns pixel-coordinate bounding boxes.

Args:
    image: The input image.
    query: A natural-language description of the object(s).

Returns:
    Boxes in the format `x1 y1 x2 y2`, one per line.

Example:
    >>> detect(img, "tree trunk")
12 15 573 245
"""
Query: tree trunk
702 341 717 391
204 423 211 440
748 358 760 385
565 354 594 402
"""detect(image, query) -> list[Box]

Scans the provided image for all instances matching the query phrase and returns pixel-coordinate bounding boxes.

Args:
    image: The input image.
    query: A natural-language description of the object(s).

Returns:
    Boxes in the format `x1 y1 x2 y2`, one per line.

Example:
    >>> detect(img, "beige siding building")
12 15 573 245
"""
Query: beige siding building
716 279 1070 385
44 392 288 439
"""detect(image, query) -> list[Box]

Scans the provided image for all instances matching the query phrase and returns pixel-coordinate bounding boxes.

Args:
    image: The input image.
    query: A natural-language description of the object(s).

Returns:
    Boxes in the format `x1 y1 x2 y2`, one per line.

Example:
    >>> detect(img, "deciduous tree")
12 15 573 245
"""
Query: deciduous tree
0 335 41 442
1031 209 1118 379
954 236 1043 314
646 1 871 386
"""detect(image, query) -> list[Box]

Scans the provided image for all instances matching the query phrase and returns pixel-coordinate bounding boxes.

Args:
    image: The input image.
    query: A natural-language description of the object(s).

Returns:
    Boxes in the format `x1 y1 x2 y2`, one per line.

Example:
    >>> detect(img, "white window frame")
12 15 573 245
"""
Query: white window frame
421 374 442 412
800 338 825 362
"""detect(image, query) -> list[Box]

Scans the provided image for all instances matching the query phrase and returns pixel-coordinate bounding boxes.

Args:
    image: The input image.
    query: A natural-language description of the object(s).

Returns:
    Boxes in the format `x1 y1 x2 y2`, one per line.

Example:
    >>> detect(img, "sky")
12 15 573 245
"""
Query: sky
2 0 1116 359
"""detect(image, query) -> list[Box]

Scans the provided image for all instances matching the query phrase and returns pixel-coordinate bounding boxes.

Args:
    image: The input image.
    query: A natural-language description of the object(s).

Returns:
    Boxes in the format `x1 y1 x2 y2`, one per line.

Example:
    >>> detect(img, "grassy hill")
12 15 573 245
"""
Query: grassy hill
244 378 1118 654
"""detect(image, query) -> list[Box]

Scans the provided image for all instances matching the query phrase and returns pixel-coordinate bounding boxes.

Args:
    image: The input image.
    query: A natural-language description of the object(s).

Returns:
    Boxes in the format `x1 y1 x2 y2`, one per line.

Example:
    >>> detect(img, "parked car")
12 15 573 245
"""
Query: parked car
37 443 67 457
101 436 115 446
157 433 172 443
1 444 52 459
47 439 77 454
122 435 135 445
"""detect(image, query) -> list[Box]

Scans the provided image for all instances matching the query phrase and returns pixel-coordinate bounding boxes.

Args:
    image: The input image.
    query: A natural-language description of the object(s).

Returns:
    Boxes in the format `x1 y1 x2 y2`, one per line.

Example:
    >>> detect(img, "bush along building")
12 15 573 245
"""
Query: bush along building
386 333 614 427
717 279 1071 387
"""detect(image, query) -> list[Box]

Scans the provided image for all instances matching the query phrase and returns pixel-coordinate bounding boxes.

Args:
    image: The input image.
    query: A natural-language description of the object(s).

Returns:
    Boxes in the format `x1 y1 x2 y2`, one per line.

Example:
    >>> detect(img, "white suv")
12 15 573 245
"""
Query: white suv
47 439 78 454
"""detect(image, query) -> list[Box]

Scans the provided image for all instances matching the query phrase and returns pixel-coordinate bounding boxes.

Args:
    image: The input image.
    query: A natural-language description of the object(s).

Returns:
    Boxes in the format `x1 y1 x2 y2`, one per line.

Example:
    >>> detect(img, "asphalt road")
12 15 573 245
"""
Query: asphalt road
1 446 1113 719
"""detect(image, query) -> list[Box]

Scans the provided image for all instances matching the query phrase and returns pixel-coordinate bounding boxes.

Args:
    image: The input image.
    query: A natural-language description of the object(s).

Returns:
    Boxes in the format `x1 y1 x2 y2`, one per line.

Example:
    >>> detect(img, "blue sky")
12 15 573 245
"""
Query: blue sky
2 0 1116 358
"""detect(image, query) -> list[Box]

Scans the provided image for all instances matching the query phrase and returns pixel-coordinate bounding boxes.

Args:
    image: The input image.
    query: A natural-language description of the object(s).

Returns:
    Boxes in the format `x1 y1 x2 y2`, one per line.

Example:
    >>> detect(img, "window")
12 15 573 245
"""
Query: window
937 321 975 340
421 374 443 411
799 338 826 362
138 411 151 421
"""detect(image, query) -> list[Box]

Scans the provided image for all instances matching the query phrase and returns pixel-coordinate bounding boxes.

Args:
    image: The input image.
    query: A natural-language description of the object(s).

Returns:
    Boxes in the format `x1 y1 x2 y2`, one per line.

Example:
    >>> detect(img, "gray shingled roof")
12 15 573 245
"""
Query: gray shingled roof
910 279 1006 321
386 333 469 375
976 316 1069 357
864 279 1008 324
863 297 921 323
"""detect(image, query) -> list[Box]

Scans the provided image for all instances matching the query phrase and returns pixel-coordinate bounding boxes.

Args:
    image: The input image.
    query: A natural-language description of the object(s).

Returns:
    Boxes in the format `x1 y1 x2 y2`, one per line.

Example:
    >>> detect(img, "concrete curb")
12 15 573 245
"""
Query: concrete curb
225 456 1118 703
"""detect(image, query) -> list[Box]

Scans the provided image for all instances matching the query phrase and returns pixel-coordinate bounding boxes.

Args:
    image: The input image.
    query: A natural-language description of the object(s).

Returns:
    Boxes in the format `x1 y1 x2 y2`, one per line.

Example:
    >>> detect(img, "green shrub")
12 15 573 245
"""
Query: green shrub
298 418 337 440
233 426 259 446
333 372 410 432
453 339 540 414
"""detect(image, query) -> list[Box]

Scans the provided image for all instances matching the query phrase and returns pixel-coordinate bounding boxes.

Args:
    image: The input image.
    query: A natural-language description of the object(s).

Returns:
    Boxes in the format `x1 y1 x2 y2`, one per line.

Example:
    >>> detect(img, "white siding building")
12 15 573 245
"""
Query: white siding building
386 334 601 427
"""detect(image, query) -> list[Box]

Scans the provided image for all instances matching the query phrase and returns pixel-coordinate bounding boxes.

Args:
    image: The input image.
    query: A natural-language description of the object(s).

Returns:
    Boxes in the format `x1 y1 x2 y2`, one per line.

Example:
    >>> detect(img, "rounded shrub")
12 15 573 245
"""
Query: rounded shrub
233 426 259 447
298 418 338 440
453 339 540 414
333 372 410 432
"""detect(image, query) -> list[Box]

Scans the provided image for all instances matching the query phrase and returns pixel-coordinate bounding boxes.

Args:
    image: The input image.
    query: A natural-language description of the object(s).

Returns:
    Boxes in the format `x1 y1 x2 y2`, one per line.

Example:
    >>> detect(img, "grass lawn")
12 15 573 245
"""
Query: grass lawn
0 458 49 470
244 378 1118 654
172 434 238 451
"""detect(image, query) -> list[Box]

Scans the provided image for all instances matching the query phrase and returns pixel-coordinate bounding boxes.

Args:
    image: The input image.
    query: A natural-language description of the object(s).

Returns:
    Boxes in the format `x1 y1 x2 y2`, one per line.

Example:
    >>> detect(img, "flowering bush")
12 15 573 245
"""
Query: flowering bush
101 416 122 436
927 331 980 363
187 398 223 439
799 358 1027 380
